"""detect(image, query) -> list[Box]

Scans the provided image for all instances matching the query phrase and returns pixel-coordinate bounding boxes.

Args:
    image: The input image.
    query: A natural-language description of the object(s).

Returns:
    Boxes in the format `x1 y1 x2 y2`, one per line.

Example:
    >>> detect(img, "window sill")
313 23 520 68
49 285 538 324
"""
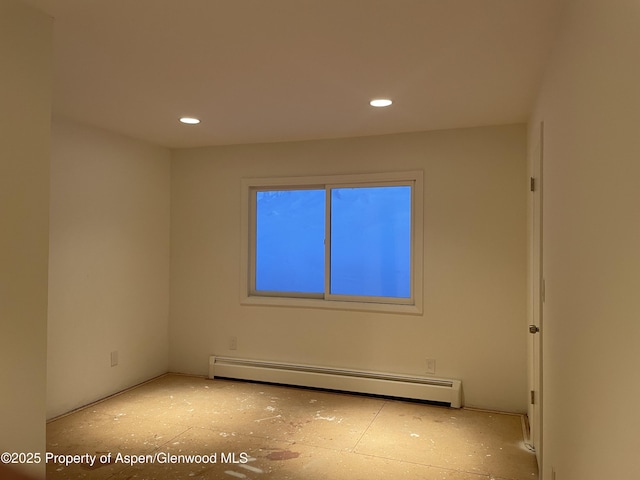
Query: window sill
241 295 422 315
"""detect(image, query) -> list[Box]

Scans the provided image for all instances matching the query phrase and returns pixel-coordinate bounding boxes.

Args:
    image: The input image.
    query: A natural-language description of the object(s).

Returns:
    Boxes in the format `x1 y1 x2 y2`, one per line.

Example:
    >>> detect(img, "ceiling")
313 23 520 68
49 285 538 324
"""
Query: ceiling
26 0 565 149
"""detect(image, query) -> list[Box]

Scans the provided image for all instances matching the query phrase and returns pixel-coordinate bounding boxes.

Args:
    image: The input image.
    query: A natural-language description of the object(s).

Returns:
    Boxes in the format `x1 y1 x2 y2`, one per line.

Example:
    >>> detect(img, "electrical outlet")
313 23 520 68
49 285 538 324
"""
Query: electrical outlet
426 358 436 375
229 336 237 350
110 350 119 367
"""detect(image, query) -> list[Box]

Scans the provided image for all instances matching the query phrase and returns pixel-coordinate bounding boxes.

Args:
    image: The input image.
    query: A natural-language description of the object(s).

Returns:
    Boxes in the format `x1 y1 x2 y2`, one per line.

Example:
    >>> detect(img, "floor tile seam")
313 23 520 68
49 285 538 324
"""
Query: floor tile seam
345 450 493 478
350 399 388 451
177 407 391 443
71 425 195 458
173 423 286 445
187 418 278 434
351 446 522 479
146 425 196 454
181 424 363 453
263 439 361 456
462 407 527 418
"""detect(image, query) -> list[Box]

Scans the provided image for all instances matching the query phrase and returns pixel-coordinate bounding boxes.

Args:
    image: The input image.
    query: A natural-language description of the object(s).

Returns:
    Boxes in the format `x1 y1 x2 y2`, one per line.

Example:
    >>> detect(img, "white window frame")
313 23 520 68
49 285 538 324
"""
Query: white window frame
240 171 423 314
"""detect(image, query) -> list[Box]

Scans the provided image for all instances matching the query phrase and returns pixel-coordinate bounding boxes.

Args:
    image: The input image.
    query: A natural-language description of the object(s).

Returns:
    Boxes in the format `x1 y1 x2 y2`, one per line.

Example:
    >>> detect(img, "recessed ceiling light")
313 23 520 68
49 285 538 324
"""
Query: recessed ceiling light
370 99 393 107
179 117 200 124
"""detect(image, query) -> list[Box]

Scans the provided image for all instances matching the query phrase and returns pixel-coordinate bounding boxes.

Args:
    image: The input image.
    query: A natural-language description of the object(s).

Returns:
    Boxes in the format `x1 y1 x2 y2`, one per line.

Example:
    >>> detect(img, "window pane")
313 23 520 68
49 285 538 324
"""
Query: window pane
256 189 325 293
330 186 411 298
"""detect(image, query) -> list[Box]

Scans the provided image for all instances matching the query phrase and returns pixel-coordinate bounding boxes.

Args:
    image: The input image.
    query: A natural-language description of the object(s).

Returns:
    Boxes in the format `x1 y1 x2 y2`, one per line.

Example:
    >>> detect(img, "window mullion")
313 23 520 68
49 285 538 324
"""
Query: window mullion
248 188 257 294
324 185 331 299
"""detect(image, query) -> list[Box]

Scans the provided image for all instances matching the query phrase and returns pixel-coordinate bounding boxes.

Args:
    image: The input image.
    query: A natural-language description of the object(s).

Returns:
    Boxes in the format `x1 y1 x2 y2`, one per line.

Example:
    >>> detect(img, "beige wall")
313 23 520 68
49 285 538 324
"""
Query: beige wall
0 0 52 476
170 125 528 412
531 0 640 477
47 119 171 419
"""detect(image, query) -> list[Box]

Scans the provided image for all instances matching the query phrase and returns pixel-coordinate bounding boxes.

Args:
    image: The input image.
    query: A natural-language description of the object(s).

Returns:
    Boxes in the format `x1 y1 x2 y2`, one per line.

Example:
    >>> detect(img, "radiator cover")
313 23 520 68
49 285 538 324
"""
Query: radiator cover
209 356 462 408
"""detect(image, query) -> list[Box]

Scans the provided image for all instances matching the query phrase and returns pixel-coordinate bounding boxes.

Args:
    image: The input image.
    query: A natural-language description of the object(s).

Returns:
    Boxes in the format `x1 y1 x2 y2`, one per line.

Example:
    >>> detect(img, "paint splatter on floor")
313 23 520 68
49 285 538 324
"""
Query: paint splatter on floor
224 470 247 478
266 450 300 461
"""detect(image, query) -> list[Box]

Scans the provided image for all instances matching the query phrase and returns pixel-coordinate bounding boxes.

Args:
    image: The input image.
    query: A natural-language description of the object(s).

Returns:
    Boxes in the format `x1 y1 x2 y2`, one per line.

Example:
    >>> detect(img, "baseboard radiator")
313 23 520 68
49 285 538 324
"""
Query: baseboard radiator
209 356 462 408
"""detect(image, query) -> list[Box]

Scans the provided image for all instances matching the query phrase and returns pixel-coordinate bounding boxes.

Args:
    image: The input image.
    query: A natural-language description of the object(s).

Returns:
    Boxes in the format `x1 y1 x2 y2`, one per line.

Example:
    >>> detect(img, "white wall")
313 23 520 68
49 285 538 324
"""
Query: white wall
47 119 171 419
0 0 51 477
531 0 640 478
170 125 528 412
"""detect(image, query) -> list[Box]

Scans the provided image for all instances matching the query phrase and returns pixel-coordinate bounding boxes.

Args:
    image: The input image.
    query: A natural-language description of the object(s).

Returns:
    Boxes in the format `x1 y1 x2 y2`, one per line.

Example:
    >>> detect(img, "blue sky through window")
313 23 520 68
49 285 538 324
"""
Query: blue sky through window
330 186 411 298
255 185 411 298
256 189 325 293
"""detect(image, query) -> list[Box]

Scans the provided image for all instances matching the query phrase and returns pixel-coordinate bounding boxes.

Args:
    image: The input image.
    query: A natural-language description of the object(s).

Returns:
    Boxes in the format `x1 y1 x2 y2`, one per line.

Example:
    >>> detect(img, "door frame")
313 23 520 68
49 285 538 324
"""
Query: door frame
528 121 544 470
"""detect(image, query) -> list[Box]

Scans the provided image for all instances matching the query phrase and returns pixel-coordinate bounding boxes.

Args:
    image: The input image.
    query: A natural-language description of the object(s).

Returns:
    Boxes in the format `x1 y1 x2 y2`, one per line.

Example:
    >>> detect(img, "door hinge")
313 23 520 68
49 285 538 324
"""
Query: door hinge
530 177 536 192
530 390 536 405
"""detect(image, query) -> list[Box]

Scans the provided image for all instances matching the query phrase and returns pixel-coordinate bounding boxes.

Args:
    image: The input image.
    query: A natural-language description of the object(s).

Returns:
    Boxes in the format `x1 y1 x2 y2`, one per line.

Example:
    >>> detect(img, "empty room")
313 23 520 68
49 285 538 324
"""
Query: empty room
2 1 640 479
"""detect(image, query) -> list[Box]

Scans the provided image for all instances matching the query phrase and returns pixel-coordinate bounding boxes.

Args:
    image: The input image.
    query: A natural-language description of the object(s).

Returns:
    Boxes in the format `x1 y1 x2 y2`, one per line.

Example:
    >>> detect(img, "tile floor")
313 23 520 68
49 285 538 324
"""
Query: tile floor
46 374 537 480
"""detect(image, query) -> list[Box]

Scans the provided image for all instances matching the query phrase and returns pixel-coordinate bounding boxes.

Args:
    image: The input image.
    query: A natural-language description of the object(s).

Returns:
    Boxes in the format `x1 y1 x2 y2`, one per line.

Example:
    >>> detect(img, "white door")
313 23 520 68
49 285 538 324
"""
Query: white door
528 121 544 470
